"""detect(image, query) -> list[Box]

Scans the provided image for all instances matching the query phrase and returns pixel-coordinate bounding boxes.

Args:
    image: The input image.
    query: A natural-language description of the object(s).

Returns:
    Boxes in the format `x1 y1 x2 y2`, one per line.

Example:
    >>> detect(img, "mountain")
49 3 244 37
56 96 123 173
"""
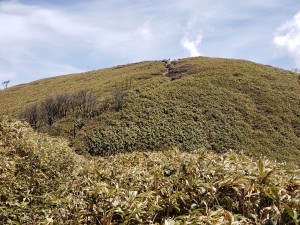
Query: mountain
1 56 300 163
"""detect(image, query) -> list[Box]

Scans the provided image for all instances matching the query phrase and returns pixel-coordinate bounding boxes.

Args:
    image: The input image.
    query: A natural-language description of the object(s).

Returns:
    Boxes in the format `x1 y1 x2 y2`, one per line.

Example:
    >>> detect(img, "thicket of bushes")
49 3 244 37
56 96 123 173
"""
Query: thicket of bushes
0 117 299 224
0 116 80 223
76 91 246 157
75 74 300 162
19 88 130 138
19 90 97 127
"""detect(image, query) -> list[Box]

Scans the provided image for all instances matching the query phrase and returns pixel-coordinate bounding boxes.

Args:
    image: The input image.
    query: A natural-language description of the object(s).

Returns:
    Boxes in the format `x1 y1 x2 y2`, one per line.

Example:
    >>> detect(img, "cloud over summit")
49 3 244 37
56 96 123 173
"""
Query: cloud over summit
181 35 202 57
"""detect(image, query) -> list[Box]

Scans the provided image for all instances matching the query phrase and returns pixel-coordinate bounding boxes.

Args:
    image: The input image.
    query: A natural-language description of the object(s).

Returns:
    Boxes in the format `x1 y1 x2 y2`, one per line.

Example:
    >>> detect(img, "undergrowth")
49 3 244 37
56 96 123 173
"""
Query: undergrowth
1 117 299 224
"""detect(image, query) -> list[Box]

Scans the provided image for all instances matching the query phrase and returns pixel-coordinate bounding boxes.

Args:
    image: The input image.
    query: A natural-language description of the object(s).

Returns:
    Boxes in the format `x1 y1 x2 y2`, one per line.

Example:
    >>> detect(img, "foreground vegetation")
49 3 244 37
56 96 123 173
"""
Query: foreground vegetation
1 117 299 224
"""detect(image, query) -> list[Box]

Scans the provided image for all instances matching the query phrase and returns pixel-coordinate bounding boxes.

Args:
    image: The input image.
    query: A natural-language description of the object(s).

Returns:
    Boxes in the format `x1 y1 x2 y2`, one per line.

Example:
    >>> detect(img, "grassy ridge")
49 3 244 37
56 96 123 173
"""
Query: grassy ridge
0 61 166 116
0 117 299 224
1 57 300 163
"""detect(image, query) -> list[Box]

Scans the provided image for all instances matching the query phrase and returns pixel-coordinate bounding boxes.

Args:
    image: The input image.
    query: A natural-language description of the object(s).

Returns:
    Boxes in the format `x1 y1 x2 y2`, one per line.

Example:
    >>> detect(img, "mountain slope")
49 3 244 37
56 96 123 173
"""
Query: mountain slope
0 61 166 116
1 57 300 163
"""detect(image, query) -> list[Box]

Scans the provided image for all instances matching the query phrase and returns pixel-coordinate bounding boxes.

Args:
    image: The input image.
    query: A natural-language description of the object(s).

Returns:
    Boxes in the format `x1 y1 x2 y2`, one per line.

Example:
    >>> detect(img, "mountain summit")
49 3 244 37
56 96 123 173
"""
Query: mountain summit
1 57 300 163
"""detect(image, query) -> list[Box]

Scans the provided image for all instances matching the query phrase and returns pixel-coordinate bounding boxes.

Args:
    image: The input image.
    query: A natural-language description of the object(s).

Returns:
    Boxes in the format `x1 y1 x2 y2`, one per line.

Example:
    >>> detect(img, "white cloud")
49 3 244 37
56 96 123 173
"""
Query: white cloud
0 0 299 85
0 1 185 84
274 12 300 66
181 35 202 57
0 1 85 84
180 16 203 57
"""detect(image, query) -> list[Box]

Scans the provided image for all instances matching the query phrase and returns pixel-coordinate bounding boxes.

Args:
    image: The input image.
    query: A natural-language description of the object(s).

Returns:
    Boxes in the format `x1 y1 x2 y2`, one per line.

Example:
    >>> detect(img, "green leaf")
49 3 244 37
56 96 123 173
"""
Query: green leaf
259 159 265 178
283 204 298 225
284 204 294 218
263 190 276 200
270 186 280 202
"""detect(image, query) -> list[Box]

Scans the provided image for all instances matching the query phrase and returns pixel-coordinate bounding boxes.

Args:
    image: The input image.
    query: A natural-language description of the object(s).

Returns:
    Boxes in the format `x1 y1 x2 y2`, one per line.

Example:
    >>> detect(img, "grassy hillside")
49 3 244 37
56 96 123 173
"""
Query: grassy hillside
1 117 299 224
0 61 166 116
0 57 300 163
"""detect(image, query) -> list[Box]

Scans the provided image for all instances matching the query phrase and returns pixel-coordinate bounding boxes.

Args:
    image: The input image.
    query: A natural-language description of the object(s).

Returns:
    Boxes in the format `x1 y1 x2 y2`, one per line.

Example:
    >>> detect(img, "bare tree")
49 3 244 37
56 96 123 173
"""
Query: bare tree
40 97 58 125
113 90 128 112
19 89 98 132
99 97 110 113
86 92 97 117
72 118 85 137
19 104 39 129
70 90 87 115
2 80 10 89
56 92 71 118
70 90 97 117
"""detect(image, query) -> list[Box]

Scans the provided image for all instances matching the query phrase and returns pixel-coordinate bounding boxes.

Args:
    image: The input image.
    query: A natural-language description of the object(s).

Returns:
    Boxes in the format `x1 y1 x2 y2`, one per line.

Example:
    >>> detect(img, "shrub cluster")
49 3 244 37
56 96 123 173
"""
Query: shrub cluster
19 90 98 128
0 117 299 224
19 87 131 138
0 116 80 224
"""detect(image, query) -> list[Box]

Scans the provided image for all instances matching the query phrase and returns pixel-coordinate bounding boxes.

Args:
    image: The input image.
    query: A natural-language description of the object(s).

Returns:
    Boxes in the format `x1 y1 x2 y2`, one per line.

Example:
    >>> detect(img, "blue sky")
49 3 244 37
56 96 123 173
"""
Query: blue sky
0 0 300 86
